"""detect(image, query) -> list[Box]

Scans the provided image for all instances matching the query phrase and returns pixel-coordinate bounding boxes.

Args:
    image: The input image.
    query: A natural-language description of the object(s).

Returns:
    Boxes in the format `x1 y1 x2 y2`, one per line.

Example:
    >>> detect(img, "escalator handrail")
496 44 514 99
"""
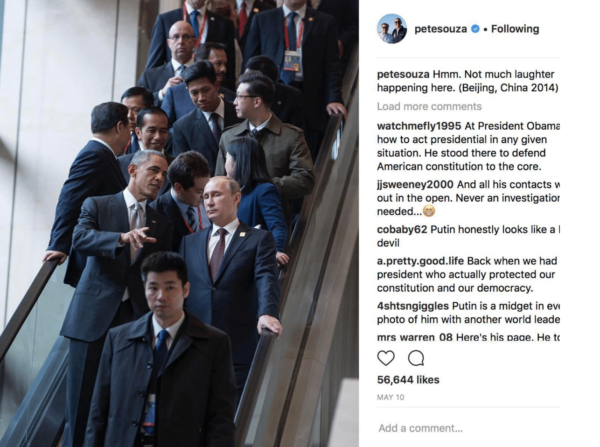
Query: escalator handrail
0 259 59 363
234 47 359 446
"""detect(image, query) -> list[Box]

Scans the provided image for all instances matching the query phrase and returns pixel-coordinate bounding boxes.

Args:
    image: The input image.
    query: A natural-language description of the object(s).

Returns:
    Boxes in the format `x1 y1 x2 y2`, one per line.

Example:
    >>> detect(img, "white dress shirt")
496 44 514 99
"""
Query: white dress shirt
157 56 194 101
207 219 240 261
249 113 272 133
282 4 306 81
151 313 185 350
121 188 147 301
236 0 254 15
202 97 225 135
91 137 118 159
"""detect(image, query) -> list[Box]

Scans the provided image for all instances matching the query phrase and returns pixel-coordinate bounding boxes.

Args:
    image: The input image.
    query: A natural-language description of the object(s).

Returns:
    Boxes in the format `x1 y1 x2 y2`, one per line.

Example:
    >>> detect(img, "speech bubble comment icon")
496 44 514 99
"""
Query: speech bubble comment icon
378 350 395 366
408 350 425 366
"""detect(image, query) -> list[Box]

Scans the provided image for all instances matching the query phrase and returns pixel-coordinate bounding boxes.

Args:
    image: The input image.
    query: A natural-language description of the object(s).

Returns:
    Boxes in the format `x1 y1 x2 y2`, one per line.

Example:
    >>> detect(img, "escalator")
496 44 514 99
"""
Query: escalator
0 51 358 447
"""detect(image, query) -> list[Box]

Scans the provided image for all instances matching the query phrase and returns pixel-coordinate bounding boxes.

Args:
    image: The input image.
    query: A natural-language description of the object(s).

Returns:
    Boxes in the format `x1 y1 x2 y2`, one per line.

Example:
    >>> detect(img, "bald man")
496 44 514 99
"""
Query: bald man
138 21 196 105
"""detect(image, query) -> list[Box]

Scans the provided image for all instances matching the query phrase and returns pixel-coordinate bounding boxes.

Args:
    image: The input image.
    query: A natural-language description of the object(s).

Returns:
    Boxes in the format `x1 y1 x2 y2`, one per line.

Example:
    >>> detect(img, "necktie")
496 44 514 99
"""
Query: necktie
281 12 298 84
144 329 170 434
210 113 222 144
129 202 144 261
177 64 187 77
186 206 199 232
209 228 228 282
251 127 258 137
238 2 248 38
190 10 200 38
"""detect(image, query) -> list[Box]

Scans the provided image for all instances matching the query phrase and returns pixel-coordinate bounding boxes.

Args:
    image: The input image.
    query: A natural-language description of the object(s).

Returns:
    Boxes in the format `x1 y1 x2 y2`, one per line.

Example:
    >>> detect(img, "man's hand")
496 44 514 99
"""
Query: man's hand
43 250 68 265
160 76 184 96
257 315 282 338
326 102 348 120
276 252 290 266
119 227 157 250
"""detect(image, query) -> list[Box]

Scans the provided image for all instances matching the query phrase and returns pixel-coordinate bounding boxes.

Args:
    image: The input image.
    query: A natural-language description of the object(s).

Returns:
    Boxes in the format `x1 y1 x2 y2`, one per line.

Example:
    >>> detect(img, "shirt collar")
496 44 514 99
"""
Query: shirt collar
249 113 272 132
123 187 147 214
91 137 118 159
185 2 207 16
171 57 194 73
282 4 306 19
152 312 185 341
237 0 254 10
202 97 225 121
211 218 240 237
170 189 196 216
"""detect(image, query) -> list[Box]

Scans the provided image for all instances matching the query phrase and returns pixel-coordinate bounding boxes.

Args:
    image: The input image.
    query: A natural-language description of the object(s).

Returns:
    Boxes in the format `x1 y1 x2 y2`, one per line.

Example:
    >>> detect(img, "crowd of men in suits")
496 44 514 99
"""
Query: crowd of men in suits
41 0 357 446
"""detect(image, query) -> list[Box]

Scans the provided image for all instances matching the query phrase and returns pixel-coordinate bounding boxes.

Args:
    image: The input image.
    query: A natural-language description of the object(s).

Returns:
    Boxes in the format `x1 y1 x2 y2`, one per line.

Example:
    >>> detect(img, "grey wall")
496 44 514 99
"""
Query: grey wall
0 0 141 325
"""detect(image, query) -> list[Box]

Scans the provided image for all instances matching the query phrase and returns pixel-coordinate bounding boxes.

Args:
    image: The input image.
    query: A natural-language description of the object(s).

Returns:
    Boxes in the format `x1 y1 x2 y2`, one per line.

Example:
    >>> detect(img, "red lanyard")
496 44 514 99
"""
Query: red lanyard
181 207 203 233
123 139 131 155
183 5 209 48
284 15 304 51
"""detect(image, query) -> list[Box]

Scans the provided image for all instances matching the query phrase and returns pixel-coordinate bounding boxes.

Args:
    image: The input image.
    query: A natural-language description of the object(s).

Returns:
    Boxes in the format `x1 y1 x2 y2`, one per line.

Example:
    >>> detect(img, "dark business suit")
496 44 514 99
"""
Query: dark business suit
61 192 173 447
172 100 241 174
146 8 236 89
272 81 305 129
244 7 343 136
137 63 176 105
236 0 275 55
150 191 195 252
179 222 280 397
118 151 174 199
84 312 236 447
315 0 358 61
47 140 127 288
238 183 287 253
161 83 235 126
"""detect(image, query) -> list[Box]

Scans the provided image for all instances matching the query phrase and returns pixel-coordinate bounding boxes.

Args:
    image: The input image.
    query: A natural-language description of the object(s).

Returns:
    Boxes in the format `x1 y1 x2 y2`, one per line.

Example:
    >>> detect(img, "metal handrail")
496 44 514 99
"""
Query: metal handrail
234 47 359 446
0 259 58 363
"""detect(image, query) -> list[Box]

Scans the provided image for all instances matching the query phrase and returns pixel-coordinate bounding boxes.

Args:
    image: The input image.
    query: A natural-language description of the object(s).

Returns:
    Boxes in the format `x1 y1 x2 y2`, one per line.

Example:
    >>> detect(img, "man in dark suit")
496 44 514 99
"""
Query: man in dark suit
121 87 155 156
84 252 236 447
61 150 173 447
43 103 130 287
245 55 304 129
138 21 195 106
161 42 236 126
392 17 407 43
150 151 211 252
312 0 358 64
216 72 314 221
118 107 174 199
235 0 275 54
172 61 241 174
146 0 236 90
179 176 281 399
243 0 347 155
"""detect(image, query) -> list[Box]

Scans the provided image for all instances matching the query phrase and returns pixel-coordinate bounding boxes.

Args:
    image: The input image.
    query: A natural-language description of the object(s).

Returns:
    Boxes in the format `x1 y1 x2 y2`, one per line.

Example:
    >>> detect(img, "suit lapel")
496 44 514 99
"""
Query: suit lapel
195 109 218 155
213 223 251 284
302 8 316 46
161 313 210 373
111 193 131 260
97 141 128 188
166 194 192 238
132 206 159 265
198 228 213 284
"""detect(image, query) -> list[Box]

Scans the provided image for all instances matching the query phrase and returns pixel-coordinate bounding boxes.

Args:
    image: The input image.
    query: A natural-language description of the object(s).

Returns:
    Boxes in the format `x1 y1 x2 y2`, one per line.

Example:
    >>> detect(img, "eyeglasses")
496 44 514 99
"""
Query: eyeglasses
235 94 258 99
169 34 195 41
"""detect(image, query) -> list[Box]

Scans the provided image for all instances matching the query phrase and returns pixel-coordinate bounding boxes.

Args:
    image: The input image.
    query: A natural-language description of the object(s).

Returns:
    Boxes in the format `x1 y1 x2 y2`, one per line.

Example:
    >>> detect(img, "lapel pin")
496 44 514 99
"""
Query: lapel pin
210 16 215 21
152 220 156 223
220 93 225 98
240 232 246 237
309 17 314 22
253 8 259 13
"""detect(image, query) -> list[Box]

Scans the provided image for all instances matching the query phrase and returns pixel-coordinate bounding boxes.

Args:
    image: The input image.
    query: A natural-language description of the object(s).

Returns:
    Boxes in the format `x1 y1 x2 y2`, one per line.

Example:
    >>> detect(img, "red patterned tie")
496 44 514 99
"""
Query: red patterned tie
238 2 248 38
209 228 228 282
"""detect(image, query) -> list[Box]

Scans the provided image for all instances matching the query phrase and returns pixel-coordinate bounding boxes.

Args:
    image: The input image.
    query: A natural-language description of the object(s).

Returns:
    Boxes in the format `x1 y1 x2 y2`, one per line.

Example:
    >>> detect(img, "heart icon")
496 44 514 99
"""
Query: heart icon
377 350 395 366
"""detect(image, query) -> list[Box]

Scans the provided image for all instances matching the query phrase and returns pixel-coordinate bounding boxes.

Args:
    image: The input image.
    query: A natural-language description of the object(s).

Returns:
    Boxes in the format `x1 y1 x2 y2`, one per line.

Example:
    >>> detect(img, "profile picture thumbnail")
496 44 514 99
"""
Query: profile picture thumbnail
377 14 407 44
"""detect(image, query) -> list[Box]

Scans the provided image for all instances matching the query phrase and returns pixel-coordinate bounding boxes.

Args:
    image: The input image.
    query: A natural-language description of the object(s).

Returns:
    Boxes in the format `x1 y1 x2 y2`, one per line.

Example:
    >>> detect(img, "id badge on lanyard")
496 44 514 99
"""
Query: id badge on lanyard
283 18 303 72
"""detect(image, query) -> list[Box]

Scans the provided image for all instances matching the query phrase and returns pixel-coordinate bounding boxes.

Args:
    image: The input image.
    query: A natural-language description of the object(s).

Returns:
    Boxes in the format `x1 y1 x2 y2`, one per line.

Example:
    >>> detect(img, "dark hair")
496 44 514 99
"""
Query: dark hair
194 41 227 61
245 55 279 82
121 87 154 108
91 102 129 133
141 252 188 284
130 149 166 167
168 151 211 190
238 71 275 108
225 138 272 191
136 107 169 129
183 60 217 85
